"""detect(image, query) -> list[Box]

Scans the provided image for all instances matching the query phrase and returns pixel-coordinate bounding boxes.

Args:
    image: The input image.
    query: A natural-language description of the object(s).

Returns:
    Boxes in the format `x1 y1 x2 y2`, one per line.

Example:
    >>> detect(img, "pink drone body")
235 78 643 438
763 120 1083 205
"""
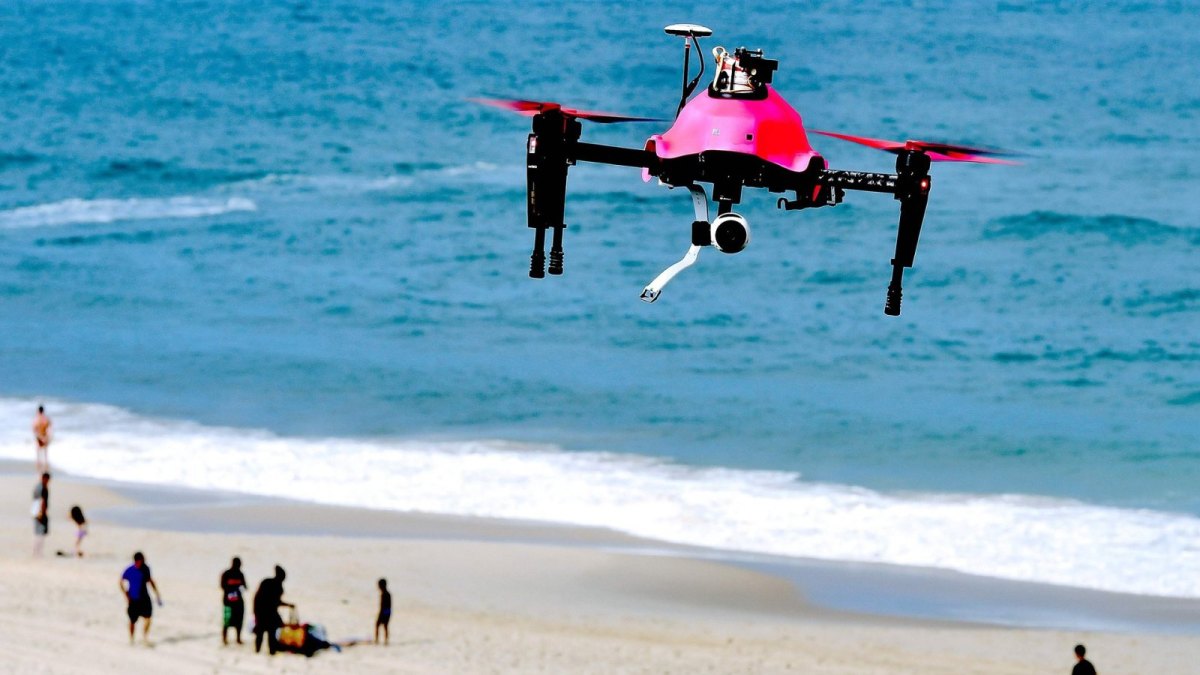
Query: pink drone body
475 24 1013 316
649 85 822 175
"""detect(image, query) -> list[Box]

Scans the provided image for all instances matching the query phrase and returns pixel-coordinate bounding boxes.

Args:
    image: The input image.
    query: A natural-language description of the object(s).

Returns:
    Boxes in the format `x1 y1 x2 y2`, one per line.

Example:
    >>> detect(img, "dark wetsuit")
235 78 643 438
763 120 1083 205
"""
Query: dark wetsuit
221 567 247 629
1072 659 1097 675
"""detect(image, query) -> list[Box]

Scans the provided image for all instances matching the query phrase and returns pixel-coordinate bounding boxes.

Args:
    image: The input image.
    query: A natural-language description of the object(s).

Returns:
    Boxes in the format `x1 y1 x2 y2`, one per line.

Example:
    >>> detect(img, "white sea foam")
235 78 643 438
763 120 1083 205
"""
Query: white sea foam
223 163 506 194
435 161 499 177
3 397 1199 598
0 196 257 229
233 173 413 193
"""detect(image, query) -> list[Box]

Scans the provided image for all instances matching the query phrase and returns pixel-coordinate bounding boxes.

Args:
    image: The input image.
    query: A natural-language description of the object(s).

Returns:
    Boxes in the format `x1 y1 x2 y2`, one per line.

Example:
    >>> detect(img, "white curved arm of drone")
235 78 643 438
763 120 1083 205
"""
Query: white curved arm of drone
640 245 701 303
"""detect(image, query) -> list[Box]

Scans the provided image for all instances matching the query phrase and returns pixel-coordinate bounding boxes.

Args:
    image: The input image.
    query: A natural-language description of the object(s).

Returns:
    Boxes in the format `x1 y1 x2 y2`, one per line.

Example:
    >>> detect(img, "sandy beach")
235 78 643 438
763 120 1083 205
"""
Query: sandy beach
3 462 1198 674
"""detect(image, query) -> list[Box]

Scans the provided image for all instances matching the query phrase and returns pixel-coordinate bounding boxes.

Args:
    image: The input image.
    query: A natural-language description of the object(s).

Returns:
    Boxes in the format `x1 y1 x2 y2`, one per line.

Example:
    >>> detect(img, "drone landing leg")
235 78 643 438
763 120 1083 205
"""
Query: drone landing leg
641 246 701 303
640 185 710 303
884 150 931 316
527 110 577 279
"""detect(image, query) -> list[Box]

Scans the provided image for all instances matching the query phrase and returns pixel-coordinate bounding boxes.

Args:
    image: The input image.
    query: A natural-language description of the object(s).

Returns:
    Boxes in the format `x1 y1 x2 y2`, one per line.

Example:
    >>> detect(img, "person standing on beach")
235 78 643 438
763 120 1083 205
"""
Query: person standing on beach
120 551 162 644
374 578 391 645
32 405 51 473
31 473 49 557
252 565 293 655
69 505 87 557
1072 644 1098 675
220 557 248 645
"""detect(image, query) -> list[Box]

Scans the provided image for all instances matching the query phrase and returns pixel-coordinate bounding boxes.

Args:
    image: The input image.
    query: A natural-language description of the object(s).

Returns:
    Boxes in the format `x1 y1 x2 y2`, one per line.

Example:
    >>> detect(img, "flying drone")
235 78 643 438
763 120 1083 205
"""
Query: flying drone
476 24 1013 315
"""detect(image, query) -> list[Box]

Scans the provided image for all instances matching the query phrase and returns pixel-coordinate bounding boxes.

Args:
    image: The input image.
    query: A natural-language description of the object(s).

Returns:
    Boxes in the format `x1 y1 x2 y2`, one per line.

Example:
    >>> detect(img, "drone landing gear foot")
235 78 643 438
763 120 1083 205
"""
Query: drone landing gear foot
529 250 546 278
529 227 547 278
884 264 904 316
641 244 702 303
548 227 565 275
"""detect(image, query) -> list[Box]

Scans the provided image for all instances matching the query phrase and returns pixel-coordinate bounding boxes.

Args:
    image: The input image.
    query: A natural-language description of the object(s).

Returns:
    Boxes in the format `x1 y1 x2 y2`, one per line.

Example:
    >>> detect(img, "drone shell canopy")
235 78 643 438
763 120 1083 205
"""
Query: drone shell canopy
648 85 821 174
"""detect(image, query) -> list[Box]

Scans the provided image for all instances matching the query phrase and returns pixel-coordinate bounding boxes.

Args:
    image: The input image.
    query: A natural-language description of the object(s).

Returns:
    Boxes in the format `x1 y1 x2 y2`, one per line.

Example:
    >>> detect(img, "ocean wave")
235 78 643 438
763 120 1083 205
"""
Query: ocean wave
1122 288 1200 317
993 345 1200 367
224 162 503 195
0 196 257 230
1167 391 1200 406
984 211 1200 246
90 158 268 188
232 173 413 193
0 151 40 171
36 226 193 249
2 397 1199 598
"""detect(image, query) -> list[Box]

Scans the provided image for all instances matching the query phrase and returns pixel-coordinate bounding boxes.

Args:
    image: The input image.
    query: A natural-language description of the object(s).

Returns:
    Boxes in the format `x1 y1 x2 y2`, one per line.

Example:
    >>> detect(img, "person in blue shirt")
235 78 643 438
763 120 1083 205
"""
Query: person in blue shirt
119 551 162 644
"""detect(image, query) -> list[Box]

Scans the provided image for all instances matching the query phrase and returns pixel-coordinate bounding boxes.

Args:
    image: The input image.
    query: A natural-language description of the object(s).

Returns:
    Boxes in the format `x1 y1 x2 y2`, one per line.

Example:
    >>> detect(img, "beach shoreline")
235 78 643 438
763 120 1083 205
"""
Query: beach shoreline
7 459 1199 633
3 460 1199 673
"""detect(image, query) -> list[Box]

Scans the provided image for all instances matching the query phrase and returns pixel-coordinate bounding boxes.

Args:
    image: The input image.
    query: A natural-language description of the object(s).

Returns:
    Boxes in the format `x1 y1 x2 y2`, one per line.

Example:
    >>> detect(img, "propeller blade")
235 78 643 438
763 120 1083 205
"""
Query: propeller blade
471 97 661 124
814 130 1018 164
471 97 561 115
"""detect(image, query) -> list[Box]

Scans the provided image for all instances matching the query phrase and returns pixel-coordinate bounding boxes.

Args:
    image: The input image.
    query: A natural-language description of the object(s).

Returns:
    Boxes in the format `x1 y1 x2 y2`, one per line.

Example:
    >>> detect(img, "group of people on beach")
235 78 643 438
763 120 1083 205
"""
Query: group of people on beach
115 552 390 654
30 407 88 559
22 403 1099 670
218 557 295 653
217 557 391 653
30 404 392 655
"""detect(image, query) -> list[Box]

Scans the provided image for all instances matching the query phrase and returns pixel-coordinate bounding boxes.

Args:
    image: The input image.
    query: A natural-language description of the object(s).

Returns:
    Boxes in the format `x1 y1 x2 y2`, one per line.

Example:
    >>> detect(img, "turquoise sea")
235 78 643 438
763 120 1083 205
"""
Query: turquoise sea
1 1 1197 599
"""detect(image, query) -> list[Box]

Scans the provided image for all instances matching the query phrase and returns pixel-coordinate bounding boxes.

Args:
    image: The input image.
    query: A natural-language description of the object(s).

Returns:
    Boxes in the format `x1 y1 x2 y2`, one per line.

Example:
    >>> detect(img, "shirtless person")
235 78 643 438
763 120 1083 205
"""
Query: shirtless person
33 406 52 473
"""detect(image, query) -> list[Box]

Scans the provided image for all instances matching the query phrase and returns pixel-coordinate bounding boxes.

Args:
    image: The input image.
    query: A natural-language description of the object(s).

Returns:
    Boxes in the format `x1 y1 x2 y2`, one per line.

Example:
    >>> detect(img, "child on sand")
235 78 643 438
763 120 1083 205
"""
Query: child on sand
70 506 87 557
375 578 391 645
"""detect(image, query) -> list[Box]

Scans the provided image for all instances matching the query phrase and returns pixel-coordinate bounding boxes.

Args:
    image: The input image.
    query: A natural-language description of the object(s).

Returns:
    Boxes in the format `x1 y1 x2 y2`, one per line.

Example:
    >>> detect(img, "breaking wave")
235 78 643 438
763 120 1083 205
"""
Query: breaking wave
0 196 257 230
2 397 1199 599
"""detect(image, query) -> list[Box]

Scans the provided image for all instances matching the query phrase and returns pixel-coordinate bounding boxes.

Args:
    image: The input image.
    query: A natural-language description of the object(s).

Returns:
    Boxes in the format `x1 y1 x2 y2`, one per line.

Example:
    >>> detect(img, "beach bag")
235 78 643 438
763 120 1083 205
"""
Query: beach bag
276 607 335 657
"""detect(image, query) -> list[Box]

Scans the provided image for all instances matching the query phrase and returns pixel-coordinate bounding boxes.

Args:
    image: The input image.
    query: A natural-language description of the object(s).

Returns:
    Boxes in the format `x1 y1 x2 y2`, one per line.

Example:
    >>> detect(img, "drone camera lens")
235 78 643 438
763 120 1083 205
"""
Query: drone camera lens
711 213 750 254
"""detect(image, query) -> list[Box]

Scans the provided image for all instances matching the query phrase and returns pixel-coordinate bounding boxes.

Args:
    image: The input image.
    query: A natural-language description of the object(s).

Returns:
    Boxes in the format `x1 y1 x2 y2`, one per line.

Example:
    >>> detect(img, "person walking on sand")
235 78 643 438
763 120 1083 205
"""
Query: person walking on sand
375 578 392 645
31 473 49 557
252 565 293 655
32 405 51 473
1072 644 1098 675
220 557 248 645
120 551 162 645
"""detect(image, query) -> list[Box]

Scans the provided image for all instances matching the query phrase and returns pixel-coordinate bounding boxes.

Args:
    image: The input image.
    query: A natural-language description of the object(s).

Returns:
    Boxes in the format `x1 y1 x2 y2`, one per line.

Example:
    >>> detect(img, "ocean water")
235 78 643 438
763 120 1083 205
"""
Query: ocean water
1 2 1197 597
